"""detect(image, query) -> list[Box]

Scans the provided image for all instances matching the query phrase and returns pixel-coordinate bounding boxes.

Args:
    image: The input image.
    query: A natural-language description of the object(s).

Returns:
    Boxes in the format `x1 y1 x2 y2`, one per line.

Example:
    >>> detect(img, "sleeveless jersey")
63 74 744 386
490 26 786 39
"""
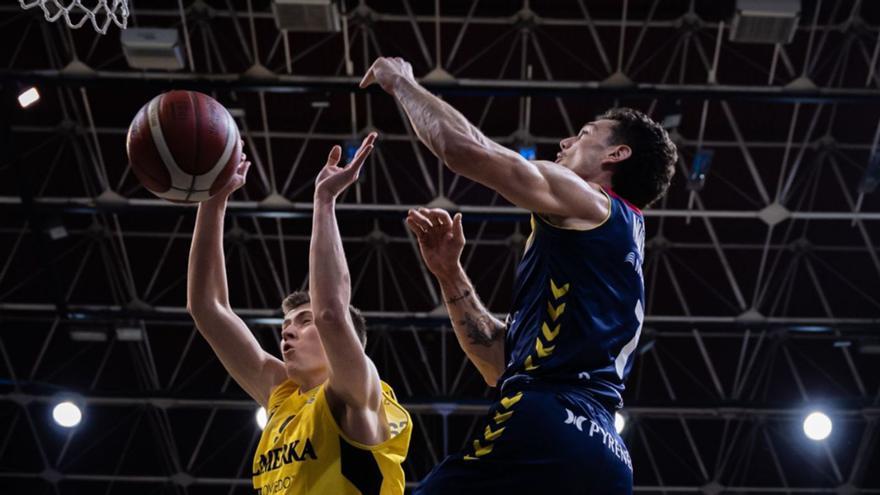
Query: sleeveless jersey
499 188 646 411
252 380 412 495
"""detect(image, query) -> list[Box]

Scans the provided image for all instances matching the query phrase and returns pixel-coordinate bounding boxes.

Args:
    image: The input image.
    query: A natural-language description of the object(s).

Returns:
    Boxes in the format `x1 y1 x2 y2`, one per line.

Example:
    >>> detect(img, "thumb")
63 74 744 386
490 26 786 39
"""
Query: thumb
452 213 464 242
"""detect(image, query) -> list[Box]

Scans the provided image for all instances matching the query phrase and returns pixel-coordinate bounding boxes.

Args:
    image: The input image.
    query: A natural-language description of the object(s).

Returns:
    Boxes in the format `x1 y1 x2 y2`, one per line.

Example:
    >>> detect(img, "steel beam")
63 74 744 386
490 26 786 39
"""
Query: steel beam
5 69 880 102
3 196 880 221
1 302 879 331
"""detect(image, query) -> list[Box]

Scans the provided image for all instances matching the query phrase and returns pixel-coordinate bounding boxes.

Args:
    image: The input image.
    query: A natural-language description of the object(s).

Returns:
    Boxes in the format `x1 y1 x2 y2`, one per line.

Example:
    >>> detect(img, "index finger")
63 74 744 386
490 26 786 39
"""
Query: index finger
421 208 453 226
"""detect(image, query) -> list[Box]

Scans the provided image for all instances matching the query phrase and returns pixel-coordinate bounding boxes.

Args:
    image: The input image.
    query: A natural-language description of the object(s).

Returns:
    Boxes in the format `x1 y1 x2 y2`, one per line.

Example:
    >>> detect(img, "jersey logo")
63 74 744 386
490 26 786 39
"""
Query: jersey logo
252 438 318 476
563 408 633 471
388 420 408 436
564 408 588 431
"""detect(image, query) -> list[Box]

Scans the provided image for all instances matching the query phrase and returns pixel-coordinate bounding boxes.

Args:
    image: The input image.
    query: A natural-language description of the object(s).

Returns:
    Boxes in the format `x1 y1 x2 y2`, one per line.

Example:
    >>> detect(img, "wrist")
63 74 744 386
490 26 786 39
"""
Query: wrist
313 190 337 205
390 74 416 97
201 194 228 211
434 262 465 284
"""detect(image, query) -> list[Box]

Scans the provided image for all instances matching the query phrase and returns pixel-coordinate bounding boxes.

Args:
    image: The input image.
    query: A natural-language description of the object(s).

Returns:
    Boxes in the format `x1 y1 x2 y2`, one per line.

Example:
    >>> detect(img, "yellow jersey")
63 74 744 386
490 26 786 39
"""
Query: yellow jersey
252 379 412 495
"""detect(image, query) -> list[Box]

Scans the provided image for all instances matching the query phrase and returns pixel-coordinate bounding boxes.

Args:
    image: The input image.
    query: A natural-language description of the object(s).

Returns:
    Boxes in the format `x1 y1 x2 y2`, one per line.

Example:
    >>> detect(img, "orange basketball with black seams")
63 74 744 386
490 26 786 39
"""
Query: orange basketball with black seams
126 90 241 203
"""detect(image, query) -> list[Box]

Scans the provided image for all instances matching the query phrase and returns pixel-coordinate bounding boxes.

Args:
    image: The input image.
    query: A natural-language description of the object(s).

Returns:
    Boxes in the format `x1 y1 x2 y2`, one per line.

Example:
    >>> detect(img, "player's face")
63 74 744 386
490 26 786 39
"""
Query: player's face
556 119 617 177
280 305 329 377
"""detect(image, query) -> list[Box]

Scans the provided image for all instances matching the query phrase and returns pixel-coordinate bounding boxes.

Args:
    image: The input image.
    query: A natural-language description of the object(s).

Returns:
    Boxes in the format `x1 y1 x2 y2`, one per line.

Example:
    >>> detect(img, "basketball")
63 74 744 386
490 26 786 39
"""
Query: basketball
126 90 241 203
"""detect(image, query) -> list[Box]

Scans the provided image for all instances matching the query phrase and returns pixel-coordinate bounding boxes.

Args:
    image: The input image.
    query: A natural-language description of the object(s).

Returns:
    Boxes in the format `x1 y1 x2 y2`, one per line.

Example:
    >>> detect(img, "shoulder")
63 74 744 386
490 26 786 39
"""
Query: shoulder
540 182 612 230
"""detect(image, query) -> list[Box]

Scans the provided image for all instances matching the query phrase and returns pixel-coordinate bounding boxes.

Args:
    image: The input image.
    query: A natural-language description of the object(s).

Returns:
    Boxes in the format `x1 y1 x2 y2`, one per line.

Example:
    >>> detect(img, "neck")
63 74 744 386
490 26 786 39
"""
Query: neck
290 370 328 392
578 169 613 190
594 176 613 189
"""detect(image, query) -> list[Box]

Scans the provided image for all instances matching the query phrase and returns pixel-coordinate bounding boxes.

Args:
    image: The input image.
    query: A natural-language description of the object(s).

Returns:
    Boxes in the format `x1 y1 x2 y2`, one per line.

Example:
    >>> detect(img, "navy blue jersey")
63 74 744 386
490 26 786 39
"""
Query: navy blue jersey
499 188 646 411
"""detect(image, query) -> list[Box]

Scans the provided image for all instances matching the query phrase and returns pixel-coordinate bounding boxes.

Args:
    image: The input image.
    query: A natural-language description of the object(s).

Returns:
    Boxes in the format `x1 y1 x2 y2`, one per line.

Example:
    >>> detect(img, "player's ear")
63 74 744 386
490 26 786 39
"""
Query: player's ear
606 144 631 163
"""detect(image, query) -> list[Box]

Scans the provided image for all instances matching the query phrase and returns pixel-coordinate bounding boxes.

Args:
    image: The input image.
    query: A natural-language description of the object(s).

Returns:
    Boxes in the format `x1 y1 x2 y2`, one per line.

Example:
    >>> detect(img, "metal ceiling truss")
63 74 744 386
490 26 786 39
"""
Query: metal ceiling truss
2 1 880 493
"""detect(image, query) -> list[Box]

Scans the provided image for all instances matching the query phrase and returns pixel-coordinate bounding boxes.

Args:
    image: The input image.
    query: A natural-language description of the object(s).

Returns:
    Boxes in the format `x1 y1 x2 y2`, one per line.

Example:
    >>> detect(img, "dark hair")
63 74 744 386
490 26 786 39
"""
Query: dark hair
281 291 368 348
598 107 677 209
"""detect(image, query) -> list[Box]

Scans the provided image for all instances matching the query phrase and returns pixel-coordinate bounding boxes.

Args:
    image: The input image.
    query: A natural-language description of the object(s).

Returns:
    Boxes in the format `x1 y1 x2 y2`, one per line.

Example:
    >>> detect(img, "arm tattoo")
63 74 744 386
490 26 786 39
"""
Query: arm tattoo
459 312 504 347
445 289 471 305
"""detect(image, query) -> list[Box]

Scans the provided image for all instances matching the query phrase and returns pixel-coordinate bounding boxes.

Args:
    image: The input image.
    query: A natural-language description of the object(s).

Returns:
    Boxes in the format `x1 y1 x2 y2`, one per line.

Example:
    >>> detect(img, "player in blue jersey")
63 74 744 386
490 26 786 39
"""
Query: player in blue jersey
363 57 677 494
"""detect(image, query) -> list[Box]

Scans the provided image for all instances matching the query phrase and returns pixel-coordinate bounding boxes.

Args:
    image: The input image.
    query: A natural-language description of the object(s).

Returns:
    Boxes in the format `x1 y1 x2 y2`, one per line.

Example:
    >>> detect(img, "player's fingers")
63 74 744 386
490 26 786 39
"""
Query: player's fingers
422 208 452 226
360 131 378 149
344 132 376 170
347 144 373 178
452 213 465 242
405 216 428 238
407 210 431 229
409 208 435 229
407 210 434 232
326 145 342 167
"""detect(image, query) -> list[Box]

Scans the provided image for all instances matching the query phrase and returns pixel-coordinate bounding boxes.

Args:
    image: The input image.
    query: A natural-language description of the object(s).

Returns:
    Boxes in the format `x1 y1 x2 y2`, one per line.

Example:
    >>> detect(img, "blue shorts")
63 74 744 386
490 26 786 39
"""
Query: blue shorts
415 384 633 495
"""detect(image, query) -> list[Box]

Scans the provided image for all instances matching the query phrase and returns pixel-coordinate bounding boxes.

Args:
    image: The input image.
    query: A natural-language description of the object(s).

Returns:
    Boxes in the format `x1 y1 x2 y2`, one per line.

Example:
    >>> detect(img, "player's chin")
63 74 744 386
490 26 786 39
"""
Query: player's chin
282 355 297 370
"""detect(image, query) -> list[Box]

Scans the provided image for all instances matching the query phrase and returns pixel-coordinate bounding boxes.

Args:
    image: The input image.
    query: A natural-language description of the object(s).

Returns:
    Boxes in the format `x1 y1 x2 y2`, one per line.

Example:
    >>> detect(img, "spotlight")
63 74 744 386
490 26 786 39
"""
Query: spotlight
18 87 40 109
43 216 67 241
803 411 832 441
52 401 82 428
517 145 536 160
687 149 714 191
256 407 268 430
614 412 626 434
344 140 360 163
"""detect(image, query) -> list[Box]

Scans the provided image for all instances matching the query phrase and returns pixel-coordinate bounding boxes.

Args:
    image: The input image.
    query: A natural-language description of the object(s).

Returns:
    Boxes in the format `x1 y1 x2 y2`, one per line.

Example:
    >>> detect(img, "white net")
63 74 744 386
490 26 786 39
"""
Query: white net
20 0 129 35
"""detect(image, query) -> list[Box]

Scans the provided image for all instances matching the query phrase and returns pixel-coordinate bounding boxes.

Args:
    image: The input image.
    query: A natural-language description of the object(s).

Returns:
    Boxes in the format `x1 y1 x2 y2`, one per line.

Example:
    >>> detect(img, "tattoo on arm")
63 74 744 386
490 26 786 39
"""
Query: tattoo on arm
443 280 504 347
459 312 504 347
445 289 471 305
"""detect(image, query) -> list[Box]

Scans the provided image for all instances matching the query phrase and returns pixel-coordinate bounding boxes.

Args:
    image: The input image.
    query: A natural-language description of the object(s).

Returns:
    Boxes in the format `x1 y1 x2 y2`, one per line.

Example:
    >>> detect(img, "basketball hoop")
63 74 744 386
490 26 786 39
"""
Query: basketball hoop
20 0 129 35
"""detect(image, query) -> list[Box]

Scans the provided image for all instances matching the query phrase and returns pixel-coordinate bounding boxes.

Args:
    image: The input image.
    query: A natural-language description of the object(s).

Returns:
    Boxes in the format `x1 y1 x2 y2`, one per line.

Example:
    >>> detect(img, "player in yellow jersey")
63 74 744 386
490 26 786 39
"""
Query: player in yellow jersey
186 133 411 495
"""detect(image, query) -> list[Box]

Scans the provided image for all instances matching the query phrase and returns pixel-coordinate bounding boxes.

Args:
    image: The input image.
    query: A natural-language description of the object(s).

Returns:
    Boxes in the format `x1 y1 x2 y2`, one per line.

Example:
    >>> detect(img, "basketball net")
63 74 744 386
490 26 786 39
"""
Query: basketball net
20 0 129 35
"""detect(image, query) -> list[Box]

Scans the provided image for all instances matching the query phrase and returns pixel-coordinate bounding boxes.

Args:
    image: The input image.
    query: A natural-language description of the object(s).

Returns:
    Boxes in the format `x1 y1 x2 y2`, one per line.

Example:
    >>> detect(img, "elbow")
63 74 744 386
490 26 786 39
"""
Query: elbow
482 372 500 388
186 298 228 328
185 296 200 318
186 295 209 318
315 307 348 328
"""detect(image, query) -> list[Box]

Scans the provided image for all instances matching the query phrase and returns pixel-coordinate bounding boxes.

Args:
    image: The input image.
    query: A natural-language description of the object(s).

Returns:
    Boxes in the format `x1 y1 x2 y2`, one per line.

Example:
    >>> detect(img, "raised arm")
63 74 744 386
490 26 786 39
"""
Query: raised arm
186 156 286 408
309 133 384 414
406 208 506 386
360 57 609 222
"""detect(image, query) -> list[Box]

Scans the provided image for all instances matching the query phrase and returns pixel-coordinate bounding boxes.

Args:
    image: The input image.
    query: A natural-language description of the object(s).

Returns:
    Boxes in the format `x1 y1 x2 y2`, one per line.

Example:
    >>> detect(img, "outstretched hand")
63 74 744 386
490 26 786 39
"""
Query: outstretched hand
314 132 377 201
208 139 251 204
406 208 465 278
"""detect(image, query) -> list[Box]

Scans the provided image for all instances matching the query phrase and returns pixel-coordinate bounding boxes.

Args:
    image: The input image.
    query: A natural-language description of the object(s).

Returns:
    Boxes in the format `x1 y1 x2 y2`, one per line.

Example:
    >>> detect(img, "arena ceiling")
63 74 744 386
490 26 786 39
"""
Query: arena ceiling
1 0 880 493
